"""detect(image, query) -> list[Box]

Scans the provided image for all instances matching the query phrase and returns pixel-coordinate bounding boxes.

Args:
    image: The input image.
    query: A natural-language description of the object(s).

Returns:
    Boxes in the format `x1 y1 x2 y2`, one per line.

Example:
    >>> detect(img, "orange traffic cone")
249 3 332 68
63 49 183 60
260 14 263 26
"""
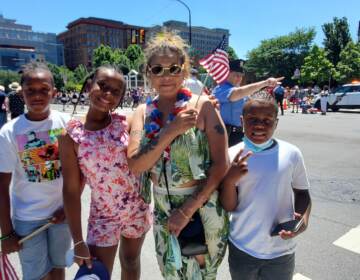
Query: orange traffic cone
283 99 287 110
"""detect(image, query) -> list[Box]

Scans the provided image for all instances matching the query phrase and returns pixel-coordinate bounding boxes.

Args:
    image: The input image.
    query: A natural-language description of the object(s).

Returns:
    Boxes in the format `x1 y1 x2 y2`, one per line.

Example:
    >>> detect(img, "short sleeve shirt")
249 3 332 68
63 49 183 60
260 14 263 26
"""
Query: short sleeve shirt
228 139 310 259
0 110 70 221
212 81 247 127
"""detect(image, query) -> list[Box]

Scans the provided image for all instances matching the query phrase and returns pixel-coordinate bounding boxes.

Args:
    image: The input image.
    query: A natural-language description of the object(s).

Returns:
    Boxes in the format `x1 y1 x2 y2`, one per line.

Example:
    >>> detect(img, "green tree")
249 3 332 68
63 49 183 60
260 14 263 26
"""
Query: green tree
93 44 117 68
116 54 131 75
335 42 360 83
322 17 352 66
47 63 65 91
74 64 89 84
0 70 20 92
245 28 316 84
125 45 144 71
227 46 238 60
301 45 336 85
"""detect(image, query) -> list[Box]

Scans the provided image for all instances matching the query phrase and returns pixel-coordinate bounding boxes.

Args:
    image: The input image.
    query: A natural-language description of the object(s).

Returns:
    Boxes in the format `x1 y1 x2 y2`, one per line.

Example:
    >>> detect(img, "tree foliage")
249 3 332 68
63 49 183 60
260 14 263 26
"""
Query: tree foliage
74 64 89 84
322 17 352 66
335 42 360 83
301 45 336 85
245 28 316 84
125 44 144 71
227 46 238 60
47 63 65 91
92 44 118 68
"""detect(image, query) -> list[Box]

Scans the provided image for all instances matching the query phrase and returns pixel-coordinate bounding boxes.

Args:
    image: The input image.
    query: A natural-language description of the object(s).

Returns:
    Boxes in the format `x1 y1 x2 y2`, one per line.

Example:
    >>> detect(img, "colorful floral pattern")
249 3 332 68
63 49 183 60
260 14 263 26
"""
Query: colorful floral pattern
67 113 151 247
141 102 229 279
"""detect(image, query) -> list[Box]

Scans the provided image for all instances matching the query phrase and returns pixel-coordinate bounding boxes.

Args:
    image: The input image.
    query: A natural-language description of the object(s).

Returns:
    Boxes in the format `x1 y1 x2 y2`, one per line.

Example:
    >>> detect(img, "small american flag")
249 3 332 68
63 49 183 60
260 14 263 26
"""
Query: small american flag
199 36 229 84
0 253 19 280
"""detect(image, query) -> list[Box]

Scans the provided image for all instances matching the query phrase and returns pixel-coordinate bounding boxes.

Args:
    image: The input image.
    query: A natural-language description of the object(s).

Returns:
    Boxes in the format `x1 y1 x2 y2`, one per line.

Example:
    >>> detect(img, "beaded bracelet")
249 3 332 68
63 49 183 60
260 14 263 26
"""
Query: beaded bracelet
0 231 16 241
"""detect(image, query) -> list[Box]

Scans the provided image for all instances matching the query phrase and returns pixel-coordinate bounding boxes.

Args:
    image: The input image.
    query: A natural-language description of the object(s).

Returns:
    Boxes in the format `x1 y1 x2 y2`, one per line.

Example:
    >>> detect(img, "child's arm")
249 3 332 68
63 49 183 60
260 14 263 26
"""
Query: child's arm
279 149 311 239
59 134 91 268
294 188 312 232
0 172 22 254
219 149 252 212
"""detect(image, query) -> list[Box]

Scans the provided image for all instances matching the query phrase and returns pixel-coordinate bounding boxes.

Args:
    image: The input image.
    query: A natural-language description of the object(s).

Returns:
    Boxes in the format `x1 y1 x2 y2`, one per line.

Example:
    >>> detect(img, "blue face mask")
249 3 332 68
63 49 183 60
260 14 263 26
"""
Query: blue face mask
243 135 274 153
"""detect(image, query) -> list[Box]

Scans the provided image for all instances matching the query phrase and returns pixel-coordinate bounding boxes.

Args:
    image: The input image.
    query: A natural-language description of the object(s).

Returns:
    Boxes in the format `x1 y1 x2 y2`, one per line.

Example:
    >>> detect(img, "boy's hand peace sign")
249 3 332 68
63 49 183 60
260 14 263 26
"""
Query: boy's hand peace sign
227 149 253 185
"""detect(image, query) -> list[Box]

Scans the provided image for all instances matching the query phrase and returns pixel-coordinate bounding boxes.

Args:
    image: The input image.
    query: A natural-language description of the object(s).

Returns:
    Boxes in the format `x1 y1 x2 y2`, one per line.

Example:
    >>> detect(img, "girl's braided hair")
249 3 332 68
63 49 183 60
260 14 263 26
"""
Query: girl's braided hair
72 65 126 116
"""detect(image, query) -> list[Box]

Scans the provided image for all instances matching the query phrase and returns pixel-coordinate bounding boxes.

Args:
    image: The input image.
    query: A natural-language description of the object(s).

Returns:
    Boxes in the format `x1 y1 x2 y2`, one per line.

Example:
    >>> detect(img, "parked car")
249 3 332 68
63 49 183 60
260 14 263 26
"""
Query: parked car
312 82 360 111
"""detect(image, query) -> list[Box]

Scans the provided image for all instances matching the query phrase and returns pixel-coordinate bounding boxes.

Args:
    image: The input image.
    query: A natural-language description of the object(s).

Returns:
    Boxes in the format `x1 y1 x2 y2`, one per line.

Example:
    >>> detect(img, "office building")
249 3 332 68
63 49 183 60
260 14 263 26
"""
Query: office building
0 14 64 71
149 20 230 58
58 17 147 69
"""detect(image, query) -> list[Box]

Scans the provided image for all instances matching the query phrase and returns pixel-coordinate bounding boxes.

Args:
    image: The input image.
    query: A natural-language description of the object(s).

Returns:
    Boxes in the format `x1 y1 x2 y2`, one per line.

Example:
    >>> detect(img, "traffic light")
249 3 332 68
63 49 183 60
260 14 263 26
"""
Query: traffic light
139 29 145 44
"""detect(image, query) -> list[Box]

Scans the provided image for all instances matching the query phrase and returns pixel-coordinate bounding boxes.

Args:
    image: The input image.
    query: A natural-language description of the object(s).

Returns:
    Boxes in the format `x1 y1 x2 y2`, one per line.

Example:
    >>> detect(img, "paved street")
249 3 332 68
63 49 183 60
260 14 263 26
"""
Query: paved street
5 105 360 279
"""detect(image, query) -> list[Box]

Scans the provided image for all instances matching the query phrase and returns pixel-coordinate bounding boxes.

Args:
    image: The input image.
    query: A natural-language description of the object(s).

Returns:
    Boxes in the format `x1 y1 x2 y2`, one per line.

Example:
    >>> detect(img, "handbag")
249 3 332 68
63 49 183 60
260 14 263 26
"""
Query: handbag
162 158 208 257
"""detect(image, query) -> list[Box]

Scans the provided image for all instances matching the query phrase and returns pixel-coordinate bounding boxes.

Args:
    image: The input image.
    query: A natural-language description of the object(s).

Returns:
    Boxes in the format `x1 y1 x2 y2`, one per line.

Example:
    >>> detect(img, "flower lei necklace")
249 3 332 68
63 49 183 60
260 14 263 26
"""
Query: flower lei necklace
144 87 192 160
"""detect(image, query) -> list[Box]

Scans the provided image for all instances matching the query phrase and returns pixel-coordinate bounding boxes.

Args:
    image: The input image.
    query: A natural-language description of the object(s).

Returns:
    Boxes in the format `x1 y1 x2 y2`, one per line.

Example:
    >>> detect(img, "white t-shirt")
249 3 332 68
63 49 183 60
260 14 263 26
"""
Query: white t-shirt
183 76 204 95
0 110 70 221
228 139 310 259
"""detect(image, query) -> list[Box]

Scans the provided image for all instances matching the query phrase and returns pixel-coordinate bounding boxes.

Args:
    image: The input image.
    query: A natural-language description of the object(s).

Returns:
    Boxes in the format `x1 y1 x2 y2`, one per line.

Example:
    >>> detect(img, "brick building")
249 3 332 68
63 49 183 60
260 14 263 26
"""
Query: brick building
57 17 147 69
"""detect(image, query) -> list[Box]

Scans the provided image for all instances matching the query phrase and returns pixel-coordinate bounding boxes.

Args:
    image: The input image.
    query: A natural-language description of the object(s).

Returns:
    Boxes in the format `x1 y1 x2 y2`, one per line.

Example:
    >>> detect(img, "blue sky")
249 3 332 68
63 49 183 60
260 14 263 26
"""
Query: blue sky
1 0 359 58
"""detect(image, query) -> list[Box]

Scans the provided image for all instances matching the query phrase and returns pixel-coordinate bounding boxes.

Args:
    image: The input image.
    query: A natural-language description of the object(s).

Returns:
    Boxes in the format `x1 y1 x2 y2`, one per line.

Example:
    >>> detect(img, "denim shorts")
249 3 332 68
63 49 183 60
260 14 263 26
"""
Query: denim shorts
228 241 295 280
14 219 71 280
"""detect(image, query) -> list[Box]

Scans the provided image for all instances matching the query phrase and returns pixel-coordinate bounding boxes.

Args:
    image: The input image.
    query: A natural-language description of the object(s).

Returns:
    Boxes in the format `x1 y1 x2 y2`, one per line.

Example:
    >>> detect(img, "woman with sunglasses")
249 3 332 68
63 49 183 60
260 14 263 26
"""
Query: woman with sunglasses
127 32 229 279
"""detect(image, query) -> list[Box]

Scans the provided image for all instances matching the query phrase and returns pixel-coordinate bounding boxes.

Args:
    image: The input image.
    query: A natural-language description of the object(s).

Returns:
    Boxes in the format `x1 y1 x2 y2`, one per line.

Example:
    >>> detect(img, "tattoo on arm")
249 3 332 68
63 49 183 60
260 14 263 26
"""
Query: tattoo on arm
130 130 143 137
133 137 159 159
214 124 225 135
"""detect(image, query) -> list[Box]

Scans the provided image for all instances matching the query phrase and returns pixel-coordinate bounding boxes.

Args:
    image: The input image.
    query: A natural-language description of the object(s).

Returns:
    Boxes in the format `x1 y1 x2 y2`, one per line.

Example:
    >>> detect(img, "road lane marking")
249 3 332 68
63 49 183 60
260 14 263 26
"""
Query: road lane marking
293 273 312 280
333 224 360 254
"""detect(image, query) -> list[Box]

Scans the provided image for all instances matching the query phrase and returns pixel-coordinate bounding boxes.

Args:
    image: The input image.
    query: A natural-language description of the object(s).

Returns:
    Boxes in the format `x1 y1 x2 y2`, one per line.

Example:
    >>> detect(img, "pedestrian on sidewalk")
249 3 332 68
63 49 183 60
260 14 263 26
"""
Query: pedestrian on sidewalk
320 85 329 115
274 82 285 115
8 82 25 119
220 91 312 280
60 65 151 278
0 63 71 280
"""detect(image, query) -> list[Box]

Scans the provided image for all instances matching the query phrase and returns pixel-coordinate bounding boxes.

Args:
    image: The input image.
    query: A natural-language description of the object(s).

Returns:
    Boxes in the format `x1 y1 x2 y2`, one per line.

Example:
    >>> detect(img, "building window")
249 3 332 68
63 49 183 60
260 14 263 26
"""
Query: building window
131 30 137 44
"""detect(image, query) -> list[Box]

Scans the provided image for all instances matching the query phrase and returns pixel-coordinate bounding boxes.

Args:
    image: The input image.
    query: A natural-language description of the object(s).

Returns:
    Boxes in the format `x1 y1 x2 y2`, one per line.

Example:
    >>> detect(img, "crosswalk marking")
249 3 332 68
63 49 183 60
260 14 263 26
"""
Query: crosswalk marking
293 273 312 280
333 224 360 254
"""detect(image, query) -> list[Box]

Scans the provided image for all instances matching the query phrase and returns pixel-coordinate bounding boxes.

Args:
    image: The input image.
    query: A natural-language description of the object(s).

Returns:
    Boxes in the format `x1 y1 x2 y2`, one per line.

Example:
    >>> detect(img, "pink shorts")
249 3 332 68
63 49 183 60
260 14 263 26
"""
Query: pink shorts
86 201 152 247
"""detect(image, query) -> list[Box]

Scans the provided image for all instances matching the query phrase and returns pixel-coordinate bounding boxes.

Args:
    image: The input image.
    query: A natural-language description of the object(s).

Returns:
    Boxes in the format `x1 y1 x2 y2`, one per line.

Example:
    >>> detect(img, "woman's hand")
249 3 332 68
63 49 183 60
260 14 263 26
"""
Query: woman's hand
74 241 92 269
168 108 198 136
167 209 191 237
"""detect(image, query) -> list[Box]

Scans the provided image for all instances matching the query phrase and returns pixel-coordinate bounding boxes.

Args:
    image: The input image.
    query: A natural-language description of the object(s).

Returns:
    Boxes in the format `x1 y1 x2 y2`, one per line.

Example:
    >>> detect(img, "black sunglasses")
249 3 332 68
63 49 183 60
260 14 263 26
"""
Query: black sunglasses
148 64 183 76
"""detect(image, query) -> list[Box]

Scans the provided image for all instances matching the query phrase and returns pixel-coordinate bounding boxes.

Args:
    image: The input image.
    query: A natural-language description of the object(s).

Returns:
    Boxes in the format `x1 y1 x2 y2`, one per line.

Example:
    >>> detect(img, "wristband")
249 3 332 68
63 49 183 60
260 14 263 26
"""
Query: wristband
0 230 16 241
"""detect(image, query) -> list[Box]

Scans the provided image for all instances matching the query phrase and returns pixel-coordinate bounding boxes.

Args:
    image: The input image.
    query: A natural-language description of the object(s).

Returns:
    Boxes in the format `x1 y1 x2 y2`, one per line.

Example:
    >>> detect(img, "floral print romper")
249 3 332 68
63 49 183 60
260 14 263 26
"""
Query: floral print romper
67 113 151 247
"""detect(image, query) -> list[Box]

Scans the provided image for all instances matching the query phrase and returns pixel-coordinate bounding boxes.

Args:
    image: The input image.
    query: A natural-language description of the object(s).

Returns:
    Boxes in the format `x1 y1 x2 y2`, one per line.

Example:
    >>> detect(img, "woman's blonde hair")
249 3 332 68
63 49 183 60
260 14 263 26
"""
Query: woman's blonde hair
144 31 190 78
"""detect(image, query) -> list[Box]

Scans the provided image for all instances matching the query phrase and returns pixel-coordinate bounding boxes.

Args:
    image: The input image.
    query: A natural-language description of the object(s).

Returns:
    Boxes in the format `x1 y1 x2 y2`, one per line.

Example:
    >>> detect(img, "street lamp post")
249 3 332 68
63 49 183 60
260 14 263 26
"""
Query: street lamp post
173 0 191 46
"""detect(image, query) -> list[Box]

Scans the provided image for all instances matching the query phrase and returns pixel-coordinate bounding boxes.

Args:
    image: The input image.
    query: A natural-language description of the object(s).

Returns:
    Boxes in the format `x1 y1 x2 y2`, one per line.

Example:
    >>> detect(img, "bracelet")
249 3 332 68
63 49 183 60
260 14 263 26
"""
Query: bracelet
0 230 16 241
74 254 91 260
178 209 191 220
74 240 86 247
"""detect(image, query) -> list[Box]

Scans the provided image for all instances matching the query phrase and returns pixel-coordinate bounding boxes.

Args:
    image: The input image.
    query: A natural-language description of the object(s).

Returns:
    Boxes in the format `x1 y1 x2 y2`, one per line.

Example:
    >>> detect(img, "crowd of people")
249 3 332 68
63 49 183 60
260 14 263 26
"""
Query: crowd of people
0 32 312 280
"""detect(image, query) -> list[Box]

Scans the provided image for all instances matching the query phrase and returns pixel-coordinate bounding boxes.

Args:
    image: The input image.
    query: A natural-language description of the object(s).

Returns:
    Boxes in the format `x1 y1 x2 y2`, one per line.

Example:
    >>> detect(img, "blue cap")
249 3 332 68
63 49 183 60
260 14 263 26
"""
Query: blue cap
74 260 110 280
